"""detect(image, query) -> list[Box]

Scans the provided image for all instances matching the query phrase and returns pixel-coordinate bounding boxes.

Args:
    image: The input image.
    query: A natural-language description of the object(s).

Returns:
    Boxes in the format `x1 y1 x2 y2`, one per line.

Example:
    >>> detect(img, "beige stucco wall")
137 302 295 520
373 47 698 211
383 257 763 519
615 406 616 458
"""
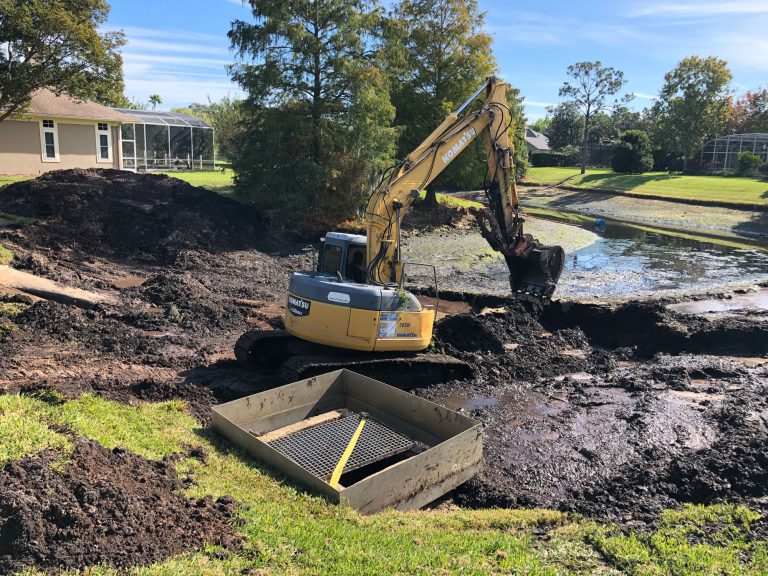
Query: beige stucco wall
0 119 120 175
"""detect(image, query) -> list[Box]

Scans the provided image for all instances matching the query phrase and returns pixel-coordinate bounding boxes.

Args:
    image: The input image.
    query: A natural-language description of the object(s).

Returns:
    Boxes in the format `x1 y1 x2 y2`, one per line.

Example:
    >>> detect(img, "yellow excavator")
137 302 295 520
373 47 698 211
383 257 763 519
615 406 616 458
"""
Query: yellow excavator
236 77 564 384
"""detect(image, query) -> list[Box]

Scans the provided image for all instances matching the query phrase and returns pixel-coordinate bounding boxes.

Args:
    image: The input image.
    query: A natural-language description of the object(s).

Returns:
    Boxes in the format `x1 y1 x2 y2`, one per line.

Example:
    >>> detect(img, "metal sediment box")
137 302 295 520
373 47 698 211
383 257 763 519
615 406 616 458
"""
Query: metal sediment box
212 369 482 513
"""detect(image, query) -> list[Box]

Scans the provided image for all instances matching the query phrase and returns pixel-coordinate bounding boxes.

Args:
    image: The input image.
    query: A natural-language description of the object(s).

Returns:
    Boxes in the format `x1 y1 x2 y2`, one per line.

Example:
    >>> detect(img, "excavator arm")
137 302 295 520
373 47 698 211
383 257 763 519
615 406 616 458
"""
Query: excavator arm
364 77 564 298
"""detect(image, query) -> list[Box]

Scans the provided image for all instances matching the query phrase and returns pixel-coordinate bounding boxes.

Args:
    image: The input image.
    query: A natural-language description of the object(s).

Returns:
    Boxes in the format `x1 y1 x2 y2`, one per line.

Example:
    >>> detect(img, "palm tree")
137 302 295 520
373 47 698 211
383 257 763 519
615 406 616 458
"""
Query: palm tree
148 94 162 110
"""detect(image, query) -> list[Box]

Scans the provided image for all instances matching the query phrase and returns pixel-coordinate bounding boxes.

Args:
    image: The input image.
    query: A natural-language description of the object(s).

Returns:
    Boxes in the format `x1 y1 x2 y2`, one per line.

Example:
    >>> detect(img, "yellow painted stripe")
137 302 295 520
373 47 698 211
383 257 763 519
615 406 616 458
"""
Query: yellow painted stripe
329 417 367 489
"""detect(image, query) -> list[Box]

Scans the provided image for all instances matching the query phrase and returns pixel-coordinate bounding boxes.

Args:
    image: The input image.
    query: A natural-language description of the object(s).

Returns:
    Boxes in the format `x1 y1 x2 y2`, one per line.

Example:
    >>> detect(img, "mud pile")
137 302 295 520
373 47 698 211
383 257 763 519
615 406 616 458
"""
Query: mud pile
0 169 267 262
0 439 239 573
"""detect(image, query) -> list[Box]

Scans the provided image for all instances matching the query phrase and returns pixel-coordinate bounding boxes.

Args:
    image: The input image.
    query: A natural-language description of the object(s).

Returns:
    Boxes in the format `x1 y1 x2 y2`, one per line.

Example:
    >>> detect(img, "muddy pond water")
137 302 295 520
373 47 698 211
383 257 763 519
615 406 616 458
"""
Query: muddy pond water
402 216 768 299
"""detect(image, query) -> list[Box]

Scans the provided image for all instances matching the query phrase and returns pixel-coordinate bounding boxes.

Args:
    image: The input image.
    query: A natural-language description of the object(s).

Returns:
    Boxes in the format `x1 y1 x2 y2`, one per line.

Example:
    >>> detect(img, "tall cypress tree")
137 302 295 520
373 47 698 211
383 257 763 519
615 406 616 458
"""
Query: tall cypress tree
385 0 525 200
229 0 397 219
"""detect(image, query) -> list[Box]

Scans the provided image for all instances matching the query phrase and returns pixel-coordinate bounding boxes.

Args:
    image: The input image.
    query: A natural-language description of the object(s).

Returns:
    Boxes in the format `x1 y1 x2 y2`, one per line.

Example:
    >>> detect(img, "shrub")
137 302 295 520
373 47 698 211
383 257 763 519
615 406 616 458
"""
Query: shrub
759 162 768 176
559 145 583 167
530 152 564 167
612 130 653 173
736 152 763 176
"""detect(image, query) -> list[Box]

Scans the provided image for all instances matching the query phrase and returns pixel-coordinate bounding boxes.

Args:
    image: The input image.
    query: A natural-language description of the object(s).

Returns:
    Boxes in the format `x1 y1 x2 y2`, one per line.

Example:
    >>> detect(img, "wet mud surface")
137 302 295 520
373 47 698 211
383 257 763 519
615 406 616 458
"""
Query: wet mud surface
416 300 768 524
0 439 239 573
1 170 767 559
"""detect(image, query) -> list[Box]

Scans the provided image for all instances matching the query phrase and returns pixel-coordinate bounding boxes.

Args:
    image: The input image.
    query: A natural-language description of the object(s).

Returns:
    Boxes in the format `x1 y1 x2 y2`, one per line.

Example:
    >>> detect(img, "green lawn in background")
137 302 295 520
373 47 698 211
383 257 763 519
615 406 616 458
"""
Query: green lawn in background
1 392 766 575
0 175 30 187
525 167 768 206
159 169 235 192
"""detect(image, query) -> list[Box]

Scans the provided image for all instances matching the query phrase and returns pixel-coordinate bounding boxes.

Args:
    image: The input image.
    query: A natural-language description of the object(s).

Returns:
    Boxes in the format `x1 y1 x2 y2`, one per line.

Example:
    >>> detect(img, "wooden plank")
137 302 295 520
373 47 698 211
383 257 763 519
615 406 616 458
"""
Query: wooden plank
241 395 343 436
257 410 342 443
0 265 115 309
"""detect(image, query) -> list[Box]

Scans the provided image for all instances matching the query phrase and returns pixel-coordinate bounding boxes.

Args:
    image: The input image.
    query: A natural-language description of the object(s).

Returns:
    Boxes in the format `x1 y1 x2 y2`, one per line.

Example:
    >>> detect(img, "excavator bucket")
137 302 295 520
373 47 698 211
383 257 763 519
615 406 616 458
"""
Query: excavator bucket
472 208 565 300
503 234 565 299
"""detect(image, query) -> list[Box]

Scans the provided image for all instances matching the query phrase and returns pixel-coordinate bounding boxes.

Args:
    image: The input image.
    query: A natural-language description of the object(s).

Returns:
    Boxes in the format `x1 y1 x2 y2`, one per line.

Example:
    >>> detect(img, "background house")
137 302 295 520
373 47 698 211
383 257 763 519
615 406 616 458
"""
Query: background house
0 90 215 175
524 128 551 154
0 89 133 175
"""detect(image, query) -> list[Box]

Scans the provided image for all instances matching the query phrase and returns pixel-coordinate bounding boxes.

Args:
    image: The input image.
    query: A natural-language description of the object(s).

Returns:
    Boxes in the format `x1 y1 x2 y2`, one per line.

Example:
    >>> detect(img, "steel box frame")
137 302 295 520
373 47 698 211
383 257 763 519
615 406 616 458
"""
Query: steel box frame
211 369 482 514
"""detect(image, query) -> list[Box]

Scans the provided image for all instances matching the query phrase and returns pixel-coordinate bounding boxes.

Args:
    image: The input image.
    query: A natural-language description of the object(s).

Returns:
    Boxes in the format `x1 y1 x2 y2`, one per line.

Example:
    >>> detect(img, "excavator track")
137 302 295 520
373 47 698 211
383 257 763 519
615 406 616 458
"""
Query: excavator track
235 329 473 388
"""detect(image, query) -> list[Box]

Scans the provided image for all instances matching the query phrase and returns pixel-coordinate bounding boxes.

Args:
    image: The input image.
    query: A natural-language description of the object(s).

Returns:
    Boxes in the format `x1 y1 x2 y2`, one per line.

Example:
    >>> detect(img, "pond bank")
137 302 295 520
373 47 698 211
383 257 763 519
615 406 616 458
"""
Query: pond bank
450 187 768 243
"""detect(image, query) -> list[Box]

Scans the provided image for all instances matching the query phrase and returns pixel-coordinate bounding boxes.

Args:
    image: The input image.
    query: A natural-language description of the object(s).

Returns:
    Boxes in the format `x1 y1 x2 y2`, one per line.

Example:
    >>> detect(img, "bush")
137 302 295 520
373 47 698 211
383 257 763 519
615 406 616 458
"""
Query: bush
612 130 653 173
530 152 564 167
736 152 763 176
559 145 583 167
759 162 768 177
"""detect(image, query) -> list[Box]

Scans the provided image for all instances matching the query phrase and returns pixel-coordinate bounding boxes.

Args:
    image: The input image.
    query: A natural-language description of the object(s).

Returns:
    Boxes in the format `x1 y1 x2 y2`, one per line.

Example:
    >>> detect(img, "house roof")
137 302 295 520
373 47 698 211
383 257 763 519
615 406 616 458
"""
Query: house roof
525 128 551 151
27 89 134 122
113 108 213 128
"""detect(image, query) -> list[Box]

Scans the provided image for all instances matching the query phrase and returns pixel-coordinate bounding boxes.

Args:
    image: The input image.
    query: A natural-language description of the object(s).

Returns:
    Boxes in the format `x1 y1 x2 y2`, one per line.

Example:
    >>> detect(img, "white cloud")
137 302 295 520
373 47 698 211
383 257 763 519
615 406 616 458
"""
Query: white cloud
525 100 555 108
632 92 657 100
122 52 233 70
629 1 768 17
127 78 242 105
111 25 242 108
124 38 231 57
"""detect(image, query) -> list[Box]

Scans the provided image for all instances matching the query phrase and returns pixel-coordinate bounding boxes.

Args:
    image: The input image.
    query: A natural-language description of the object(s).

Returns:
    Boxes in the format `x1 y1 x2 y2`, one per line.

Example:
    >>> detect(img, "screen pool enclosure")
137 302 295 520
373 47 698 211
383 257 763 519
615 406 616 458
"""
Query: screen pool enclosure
114 109 215 171
700 133 768 172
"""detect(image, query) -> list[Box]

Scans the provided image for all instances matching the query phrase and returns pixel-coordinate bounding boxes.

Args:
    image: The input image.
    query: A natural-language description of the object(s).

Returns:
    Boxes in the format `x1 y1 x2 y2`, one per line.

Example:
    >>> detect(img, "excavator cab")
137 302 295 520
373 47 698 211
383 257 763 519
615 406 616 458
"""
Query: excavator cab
283 232 434 353
316 233 367 283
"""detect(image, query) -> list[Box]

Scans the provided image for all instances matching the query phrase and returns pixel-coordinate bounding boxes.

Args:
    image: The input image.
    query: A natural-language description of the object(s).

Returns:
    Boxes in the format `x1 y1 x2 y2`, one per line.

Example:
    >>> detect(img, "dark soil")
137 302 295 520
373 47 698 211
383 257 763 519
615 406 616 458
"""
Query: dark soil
1 169 766 537
0 168 269 263
0 439 239 574
417 299 768 524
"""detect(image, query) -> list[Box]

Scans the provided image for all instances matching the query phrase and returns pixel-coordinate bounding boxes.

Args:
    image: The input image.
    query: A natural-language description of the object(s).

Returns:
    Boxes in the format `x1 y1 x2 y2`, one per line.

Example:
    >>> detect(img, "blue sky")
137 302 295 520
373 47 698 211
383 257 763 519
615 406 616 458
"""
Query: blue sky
107 0 768 121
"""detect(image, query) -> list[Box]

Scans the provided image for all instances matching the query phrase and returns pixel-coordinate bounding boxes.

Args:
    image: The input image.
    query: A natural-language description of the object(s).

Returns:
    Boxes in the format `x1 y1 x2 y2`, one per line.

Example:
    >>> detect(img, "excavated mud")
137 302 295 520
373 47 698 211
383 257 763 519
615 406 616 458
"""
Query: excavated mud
1 169 767 533
416 299 768 524
0 439 239 573
0 168 268 263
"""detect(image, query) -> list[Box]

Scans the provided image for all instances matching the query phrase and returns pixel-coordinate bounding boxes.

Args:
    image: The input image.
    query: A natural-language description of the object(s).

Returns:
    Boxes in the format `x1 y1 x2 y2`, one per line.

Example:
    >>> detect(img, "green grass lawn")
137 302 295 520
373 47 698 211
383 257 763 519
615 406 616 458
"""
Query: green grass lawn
418 190 484 209
0 175 31 187
1 391 766 575
0 243 13 265
525 167 768 206
159 169 235 192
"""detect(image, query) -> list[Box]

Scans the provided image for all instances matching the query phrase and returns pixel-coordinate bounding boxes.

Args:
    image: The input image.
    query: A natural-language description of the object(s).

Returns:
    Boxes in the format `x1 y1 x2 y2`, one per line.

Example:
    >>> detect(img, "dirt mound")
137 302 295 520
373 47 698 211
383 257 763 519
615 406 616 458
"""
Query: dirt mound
0 439 239 573
0 169 267 263
434 302 598 381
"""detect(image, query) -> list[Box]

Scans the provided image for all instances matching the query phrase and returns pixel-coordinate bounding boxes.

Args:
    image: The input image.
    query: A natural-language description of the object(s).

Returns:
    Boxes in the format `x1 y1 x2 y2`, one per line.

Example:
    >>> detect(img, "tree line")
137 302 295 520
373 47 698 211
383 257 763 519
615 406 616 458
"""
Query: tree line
535 56 768 175
226 0 526 220
3 0 767 220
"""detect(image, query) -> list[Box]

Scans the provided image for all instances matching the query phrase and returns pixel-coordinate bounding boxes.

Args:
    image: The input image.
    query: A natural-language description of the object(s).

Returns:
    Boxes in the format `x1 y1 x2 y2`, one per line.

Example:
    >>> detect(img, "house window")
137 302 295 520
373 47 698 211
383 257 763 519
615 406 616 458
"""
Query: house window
39 120 59 162
95 123 112 162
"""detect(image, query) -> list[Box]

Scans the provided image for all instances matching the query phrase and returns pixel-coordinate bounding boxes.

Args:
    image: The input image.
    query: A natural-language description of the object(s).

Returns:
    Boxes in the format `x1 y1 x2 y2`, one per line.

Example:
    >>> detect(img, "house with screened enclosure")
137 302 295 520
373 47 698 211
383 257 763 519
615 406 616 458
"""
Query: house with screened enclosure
0 89 215 175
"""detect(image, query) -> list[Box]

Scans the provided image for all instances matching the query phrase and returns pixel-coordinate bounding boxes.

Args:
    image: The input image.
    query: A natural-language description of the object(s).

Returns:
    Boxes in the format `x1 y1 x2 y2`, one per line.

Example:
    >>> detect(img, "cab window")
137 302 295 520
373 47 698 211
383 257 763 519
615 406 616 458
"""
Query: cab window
320 244 342 275
345 246 366 283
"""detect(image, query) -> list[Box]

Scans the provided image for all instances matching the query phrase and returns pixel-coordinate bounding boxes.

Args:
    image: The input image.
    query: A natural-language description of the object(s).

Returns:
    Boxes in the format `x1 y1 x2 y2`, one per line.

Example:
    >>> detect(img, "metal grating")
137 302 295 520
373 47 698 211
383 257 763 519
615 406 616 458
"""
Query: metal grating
268 414 414 480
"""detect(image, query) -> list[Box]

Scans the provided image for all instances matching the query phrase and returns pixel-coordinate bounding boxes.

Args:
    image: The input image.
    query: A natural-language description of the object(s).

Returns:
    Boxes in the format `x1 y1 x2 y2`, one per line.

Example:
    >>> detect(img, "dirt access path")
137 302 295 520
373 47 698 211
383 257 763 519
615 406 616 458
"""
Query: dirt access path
0 170 766 569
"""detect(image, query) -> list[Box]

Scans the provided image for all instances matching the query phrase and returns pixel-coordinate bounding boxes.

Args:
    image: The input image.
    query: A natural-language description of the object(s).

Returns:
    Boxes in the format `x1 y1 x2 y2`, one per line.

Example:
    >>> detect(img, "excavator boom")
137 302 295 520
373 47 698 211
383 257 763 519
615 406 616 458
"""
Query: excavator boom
365 77 564 298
